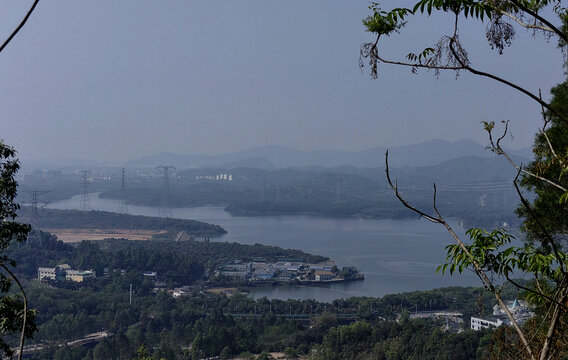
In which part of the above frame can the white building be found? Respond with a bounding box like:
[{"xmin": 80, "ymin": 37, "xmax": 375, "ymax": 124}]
[
  {"xmin": 471, "ymin": 299, "xmax": 534, "ymax": 331},
  {"xmin": 471, "ymin": 317, "xmax": 503, "ymax": 331},
  {"xmin": 38, "ymin": 267, "xmax": 58, "ymax": 280},
  {"xmin": 38, "ymin": 264, "xmax": 95, "ymax": 282}
]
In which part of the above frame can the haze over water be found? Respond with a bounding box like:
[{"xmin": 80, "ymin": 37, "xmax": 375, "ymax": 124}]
[{"xmin": 48, "ymin": 194, "xmax": 485, "ymax": 302}]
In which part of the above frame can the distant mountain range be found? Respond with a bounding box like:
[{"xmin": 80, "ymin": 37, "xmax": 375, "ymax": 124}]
[{"xmin": 124, "ymin": 139, "xmax": 533, "ymax": 169}]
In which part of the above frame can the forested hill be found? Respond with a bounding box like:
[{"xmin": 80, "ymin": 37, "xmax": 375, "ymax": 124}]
[
  {"xmin": 18, "ymin": 207, "xmax": 227, "ymax": 236},
  {"xmin": 98, "ymin": 155, "xmax": 525, "ymax": 227},
  {"xmin": 124, "ymin": 139, "xmax": 532, "ymax": 169}
]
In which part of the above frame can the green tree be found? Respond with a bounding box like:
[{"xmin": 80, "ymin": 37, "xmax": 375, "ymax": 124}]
[
  {"xmin": 134, "ymin": 344, "xmax": 152, "ymax": 360},
  {"xmin": 53, "ymin": 345, "xmax": 86, "ymax": 360},
  {"xmin": 0, "ymin": 142, "xmax": 37, "ymax": 357},
  {"xmin": 256, "ymin": 351, "xmax": 273, "ymax": 360},
  {"xmin": 220, "ymin": 345, "xmax": 232, "ymax": 359},
  {"xmin": 92, "ymin": 338, "xmax": 114, "ymax": 360},
  {"xmin": 518, "ymin": 80, "xmax": 568, "ymax": 241},
  {"xmin": 362, "ymin": 1, "xmax": 568, "ymax": 360}
]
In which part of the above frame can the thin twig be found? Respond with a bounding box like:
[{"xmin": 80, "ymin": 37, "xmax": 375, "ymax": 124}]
[
  {"xmin": 539, "ymin": 292, "xmax": 566, "ymax": 360},
  {"xmin": 496, "ymin": 120, "xmax": 509, "ymax": 149},
  {"xmin": 375, "ymin": 54, "xmax": 463, "ymax": 71},
  {"xmin": 537, "ymin": 89, "xmax": 562, "ymax": 167},
  {"xmin": 385, "ymin": 151, "xmax": 441, "ymax": 223},
  {"xmin": 499, "ymin": 10, "xmax": 555, "ymax": 33},
  {"xmin": 487, "ymin": 124, "xmax": 567, "ymax": 192}
]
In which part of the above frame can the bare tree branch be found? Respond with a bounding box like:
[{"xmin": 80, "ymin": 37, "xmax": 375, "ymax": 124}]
[
  {"xmin": 486, "ymin": 123, "xmax": 567, "ymax": 192},
  {"xmin": 506, "ymin": 275, "xmax": 567, "ymax": 310},
  {"xmin": 0, "ymin": 0, "xmax": 41, "ymax": 55},
  {"xmin": 385, "ymin": 151, "xmax": 536, "ymax": 360},
  {"xmin": 509, "ymin": 0, "xmax": 568, "ymax": 43},
  {"xmin": 537, "ymin": 89, "xmax": 564, "ymax": 170},
  {"xmin": 517, "ymin": 301, "xmax": 556, "ymax": 359},
  {"xmin": 499, "ymin": 10, "xmax": 555, "ymax": 33},
  {"xmin": 385, "ymin": 151, "xmax": 442, "ymax": 224}
]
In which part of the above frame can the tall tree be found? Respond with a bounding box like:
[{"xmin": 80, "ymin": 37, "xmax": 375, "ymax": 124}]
[
  {"xmin": 361, "ymin": 1, "xmax": 568, "ymax": 359},
  {"xmin": 518, "ymin": 80, "xmax": 568, "ymax": 243}
]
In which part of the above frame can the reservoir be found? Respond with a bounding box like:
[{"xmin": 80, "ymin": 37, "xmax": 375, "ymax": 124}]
[{"xmin": 49, "ymin": 194, "xmax": 485, "ymax": 302}]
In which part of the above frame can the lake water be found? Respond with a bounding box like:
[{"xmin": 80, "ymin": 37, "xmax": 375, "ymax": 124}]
[{"xmin": 49, "ymin": 194, "xmax": 484, "ymax": 302}]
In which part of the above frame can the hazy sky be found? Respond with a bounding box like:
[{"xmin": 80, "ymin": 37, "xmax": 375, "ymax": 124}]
[{"xmin": 0, "ymin": 1, "xmax": 565, "ymax": 164}]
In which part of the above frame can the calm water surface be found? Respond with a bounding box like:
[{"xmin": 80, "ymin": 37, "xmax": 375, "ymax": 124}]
[{"xmin": 49, "ymin": 194, "xmax": 481, "ymax": 302}]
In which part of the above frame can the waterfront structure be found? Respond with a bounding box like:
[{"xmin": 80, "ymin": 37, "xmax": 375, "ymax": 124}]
[
  {"xmin": 314, "ymin": 271, "xmax": 334, "ymax": 281},
  {"xmin": 217, "ymin": 259, "xmax": 361, "ymax": 285}
]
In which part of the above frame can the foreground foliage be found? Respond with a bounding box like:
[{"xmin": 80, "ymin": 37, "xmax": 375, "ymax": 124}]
[
  {"xmin": 24, "ymin": 280, "xmax": 496, "ymax": 360},
  {"xmin": 0, "ymin": 142, "xmax": 36, "ymax": 357}
]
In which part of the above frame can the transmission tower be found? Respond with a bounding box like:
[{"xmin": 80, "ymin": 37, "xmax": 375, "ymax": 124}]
[
  {"xmin": 80, "ymin": 170, "xmax": 91, "ymax": 210},
  {"xmin": 260, "ymin": 174, "xmax": 266, "ymax": 202},
  {"xmin": 117, "ymin": 167, "xmax": 129, "ymax": 214},
  {"xmin": 334, "ymin": 175, "xmax": 344, "ymax": 204},
  {"xmin": 23, "ymin": 190, "xmax": 50, "ymax": 247},
  {"xmin": 156, "ymin": 165, "xmax": 175, "ymax": 218}
]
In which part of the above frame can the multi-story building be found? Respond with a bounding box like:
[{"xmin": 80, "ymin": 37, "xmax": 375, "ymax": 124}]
[{"xmin": 38, "ymin": 264, "xmax": 96, "ymax": 283}]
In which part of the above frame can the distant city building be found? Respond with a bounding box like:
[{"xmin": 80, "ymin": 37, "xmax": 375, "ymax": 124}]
[
  {"xmin": 195, "ymin": 173, "xmax": 233, "ymax": 181},
  {"xmin": 276, "ymin": 271, "xmax": 295, "ymax": 283},
  {"xmin": 38, "ymin": 266, "xmax": 66, "ymax": 281},
  {"xmin": 409, "ymin": 311, "xmax": 464, "ymax": 333}
]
